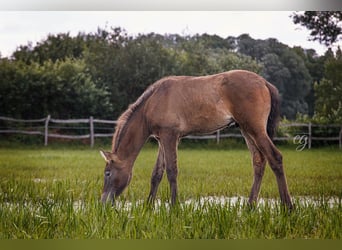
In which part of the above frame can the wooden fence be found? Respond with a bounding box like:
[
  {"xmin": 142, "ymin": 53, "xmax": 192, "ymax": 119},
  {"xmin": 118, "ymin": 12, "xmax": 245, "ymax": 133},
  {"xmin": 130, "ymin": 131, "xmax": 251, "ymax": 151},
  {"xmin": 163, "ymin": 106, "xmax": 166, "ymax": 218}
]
[
  {"xmin": 0, "ymin": 115, "xmax": 116, "ymax": 147},
  {"xmin": 0, "ymin": 115, "xmax": 341, "ymax": 149}
]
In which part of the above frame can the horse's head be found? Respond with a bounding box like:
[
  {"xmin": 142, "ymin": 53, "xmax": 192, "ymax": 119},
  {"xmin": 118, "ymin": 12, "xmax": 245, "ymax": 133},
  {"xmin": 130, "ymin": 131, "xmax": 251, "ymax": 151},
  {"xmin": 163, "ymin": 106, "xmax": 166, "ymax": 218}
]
[{"xmin": 99, "ymin": 150, "xmax": 132, "ymax": 204}]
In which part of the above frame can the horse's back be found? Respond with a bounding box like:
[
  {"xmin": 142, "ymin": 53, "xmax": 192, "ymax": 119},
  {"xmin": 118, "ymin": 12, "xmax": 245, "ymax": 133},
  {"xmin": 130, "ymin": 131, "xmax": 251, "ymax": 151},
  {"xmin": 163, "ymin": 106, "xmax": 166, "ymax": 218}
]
[
  {"xmin": 144, "ymin": 70, "xmax": 272, "ymax": 136},
  {"xmin": 152, "ymin": 70, "xmax": 269, "ymax": 95}
]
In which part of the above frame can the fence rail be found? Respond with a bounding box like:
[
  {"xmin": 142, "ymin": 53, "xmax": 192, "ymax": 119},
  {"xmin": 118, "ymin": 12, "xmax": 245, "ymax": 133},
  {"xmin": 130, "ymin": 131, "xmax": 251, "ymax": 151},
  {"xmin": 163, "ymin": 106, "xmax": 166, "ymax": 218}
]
[{"xmin": 0, "ymin": 115, "xmax": 341, "ymax": 149}]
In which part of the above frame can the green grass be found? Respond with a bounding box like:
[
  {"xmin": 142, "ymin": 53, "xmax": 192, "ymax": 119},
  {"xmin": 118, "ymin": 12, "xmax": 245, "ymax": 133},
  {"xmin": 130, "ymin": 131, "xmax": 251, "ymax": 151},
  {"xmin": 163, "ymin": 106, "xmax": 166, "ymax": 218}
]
[{"xmin": 0, "ymin": 142, "xmax": 341, "ymax": 239}]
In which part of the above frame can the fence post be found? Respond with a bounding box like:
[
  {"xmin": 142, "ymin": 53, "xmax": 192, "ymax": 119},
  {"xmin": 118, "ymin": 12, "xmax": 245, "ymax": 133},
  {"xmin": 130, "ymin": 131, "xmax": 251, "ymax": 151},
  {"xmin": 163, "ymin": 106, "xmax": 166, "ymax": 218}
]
[
  {"xmin": 308, "ymin": 122, "xmax": 312, "ymax": 149},
  {"xmin": 90, "ymin": 116, "xmax": 94, "ymax": 148},
  {"xmin": 44, "ymin": 115, "xmax": 50, "ymax": 146},
  {"xmin": 216, "ymin": 130, "xmax": 220, "ymax": 144},
  {"xmin": 339, "ymin": 126, "xmax": 342, "ymax": 149}
]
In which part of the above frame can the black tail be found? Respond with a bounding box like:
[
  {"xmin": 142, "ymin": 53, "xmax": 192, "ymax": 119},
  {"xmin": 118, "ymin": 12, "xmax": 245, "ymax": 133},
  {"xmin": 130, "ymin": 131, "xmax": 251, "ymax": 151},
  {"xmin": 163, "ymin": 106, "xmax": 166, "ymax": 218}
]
[{"xmin": 265, "ymin": 82, "xmax": 280, "ymax": 140}]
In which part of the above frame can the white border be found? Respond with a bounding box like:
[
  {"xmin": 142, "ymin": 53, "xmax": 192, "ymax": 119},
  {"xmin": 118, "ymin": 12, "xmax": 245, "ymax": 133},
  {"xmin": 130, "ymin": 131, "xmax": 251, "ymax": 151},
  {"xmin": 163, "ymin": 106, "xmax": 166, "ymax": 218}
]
[{"xmin": 0, "ymin": 0, "xmax": 340, "ymax": 11}]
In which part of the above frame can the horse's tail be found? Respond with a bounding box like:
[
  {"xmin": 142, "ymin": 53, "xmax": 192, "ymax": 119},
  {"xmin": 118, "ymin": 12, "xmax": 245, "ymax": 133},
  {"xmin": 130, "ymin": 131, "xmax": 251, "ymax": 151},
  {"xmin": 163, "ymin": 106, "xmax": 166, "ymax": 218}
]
[{"xmin": 265, "ymin": 82, "xmax": 281, "ymax": 140}]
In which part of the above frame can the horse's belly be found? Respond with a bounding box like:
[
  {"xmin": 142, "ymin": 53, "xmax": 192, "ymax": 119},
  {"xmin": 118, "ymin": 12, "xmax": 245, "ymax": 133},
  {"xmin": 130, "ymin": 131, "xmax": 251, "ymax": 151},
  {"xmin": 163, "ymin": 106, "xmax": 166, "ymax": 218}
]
[{"xmin": 181, "ymin": 114, "xmax": 234, "ymax": 136}]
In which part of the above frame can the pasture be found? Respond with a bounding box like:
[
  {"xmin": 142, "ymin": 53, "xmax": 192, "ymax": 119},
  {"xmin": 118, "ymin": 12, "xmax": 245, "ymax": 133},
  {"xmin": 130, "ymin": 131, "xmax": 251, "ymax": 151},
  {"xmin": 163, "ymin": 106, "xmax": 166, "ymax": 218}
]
[{"xmin": 0, "ymin": 143, "xmax": 341, "ymax": 239}]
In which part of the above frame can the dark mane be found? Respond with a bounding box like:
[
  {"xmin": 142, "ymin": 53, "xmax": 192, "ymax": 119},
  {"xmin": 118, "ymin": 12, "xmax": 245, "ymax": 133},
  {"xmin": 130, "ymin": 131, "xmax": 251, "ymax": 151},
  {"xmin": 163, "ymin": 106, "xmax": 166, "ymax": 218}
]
[{"xmin": 112, "ymin": 79, "xmax": 165, "ymax": 153}]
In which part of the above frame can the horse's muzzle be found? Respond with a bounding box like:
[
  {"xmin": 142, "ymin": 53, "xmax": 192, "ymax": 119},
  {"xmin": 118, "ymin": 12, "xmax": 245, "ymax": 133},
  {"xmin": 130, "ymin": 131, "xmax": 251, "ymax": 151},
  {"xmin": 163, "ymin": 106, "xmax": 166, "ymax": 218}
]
[{"xmin": 101, "ymin": 192, "xmax": 115, "ymax": 204}]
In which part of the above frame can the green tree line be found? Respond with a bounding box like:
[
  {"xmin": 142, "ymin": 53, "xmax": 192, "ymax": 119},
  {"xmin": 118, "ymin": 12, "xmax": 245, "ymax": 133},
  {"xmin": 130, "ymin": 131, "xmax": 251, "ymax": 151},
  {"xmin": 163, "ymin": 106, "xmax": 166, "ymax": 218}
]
[{"xmin": 0, "ymin": 27, "xmax": 341, "ymax": 123}]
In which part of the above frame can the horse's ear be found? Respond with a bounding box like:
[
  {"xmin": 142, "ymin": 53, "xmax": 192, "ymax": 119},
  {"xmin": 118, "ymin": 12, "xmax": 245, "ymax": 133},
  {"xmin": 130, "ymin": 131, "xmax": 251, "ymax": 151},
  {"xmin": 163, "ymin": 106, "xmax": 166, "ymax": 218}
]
[
  {"xmin": 99, "ymin": 150, "xmax": 121, "ymax": 164},
  {"xmin": 100, "ymin": 150, "xmax": 110, "ymax": 163}
]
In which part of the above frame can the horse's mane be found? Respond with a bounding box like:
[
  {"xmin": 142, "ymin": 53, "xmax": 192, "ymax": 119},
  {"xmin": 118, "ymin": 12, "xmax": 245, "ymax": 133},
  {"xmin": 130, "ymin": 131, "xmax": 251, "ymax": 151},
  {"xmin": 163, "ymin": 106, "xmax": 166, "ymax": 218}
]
[{"xmin": 112, "ymin": 79, "xmax": 165, "ymax": 153}]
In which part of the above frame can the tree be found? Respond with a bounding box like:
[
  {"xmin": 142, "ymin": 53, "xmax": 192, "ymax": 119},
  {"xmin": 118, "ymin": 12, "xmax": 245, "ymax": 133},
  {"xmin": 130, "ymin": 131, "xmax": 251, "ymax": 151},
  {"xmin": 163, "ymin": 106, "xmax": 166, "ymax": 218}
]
[
  {"xmin": 292, "ymin": 11, "xmax": 342, "ymax": 46},
  {"xmin": 215, "ymin": 51, "xmax": 262, "ymax": 74},
  {"xmin": 314, "ymin": 47, "xmax": 342, "ymax": 123},
  {"xmin": 192, "ymin": 33, "xmax": 233, "ymax": 50},
  {"xmin": 0, "ymin": 27, "xmax": 322, "ymax": 121},
  {"xmin": 0, "ymin": 58, "xmax": 113, "ymax": 119},
  {"xmin": 13, "ymin": 33, "xmax": 87, "ymax": 64}
]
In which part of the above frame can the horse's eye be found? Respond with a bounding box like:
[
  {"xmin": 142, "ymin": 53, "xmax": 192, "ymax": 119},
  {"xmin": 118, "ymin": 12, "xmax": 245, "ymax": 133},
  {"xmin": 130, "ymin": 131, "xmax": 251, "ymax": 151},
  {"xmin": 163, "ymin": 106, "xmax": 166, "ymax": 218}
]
[{"xmin": 104, "ymin": 171, "xmax": 111, "ymax": 177}]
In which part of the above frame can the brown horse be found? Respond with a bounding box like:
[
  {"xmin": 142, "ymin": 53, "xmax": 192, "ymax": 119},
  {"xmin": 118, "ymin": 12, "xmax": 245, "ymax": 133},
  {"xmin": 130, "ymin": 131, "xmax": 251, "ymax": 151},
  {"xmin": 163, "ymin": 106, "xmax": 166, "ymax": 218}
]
[{"xmin": 100, "ymin": 70, "xmax": 293, "ymax": 209}]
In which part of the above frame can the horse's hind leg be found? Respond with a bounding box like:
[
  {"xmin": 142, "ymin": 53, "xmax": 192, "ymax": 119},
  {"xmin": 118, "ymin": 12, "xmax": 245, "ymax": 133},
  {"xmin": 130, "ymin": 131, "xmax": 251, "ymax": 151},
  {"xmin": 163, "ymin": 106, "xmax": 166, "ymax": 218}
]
[
  {"xmin": 147, "ymin": 144, "xmax": 165, "ymax": 203},
  {"xmin": 254, "ymin": 133, "xmax": 293, "ymax": 209},
  {"xmin": 242, "ymin": 132, "xmax": 267, "ymax": 205}
]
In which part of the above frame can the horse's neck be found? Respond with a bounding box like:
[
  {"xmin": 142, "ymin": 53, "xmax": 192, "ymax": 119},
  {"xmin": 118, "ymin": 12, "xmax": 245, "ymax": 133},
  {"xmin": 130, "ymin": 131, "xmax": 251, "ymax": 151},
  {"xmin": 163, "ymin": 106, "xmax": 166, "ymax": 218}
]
[{"xmin": 113, "ymin": 111, "xmax": 149, "ymax": 163}]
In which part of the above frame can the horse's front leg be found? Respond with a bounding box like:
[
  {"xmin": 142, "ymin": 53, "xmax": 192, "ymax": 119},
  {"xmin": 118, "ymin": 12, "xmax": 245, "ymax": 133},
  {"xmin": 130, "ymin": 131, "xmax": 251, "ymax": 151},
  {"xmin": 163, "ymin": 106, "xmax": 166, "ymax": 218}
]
[
  {"xmin": 147, "ymin": 145, "xmax": 165, "ymax": 203},
  {"xmin": 160, "ymin": 132, "xmax": 179, "ymax": 205}
]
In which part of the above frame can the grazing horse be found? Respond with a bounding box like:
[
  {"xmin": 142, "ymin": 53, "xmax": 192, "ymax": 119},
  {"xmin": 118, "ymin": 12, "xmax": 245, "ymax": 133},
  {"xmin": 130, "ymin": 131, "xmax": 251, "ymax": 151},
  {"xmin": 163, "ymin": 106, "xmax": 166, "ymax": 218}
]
[{"xmin": 100, "ymin": 70, "xmax": 293, "ymax": 209}]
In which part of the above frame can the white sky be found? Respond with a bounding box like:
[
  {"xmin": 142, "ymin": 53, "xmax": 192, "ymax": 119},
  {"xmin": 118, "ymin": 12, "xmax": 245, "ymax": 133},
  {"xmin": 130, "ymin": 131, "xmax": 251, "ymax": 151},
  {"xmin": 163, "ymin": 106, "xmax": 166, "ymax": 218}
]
[{"xmin": 0, "ymin": 11, "xmax": 338, "ymax": 58}]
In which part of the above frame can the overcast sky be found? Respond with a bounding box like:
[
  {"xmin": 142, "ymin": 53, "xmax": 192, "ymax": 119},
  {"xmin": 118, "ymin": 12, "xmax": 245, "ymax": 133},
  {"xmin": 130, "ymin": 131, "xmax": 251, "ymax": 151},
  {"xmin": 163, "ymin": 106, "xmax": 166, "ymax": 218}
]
[{"xmin": 0, "ymin": 11, "xmax": 338, "ymax": 58}]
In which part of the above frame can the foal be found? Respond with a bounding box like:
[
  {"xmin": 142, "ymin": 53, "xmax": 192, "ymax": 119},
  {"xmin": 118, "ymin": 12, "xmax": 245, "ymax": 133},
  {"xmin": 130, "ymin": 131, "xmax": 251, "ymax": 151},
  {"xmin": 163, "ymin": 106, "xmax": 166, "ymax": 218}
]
[{"xmin": 100, "ymin": 70, "xmax": 293, "ymax": 209}]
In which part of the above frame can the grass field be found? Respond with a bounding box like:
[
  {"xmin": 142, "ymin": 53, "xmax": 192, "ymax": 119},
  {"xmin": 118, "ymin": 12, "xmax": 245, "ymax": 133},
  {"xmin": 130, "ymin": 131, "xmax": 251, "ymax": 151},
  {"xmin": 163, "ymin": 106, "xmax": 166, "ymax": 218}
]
[{"xmin": 0, "ymin": 142, "xmax": 341, "ymax": 239}]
